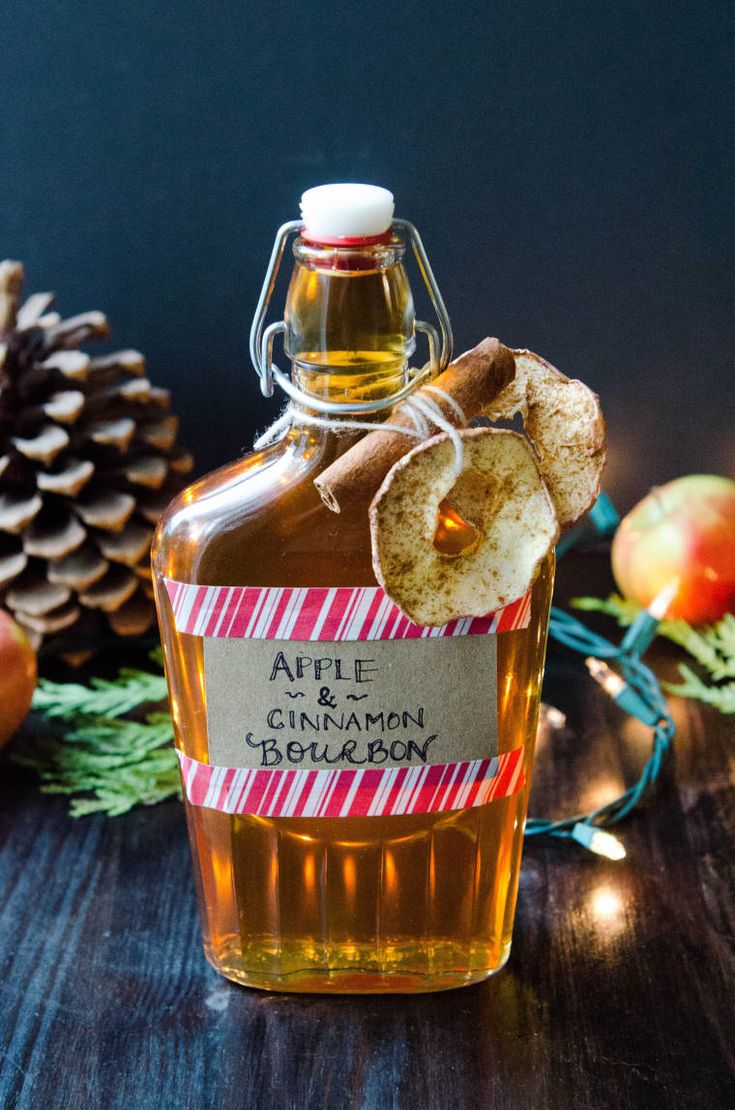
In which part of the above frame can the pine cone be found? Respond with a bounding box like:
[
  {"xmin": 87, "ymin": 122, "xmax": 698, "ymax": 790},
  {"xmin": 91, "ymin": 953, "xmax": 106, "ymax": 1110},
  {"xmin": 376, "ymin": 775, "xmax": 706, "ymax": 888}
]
[{"xmin": 0, "ymin": 260, "xmax": 193, "ymax": 652}]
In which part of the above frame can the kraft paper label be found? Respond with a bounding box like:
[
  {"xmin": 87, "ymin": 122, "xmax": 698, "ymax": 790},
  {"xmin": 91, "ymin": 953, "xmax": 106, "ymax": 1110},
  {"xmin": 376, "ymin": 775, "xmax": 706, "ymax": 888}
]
[{"xmin": 203, "ymin": 635, "xmax": 498, "ymax": 772}]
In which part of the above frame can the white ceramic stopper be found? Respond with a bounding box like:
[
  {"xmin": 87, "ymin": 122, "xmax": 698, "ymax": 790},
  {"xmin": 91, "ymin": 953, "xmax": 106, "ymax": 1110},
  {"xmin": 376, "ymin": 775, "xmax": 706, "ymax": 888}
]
[{"xmin": 300, "ymin": 183, "xmax": 395, "ymax": 240}]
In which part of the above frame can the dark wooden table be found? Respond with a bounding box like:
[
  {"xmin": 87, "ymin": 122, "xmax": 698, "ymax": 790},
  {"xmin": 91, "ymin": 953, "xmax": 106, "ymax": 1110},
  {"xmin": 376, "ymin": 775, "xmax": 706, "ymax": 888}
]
[{"xmin": 1, "ymin": 556, "xmax": 734, "ymax": 1109}]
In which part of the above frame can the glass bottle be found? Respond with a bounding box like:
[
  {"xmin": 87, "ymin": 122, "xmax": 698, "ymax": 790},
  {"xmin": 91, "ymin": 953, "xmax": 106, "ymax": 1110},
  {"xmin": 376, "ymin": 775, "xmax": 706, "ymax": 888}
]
[{"xmin": 152, "ymin": 184, "xmax": 554, "ymax": 993}]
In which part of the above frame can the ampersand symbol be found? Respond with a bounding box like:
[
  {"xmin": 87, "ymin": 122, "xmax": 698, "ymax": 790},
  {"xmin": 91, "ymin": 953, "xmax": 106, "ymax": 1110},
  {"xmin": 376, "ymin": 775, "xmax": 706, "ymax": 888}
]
[{"xmin": 318, "ymin": 686, "xmax": 337, "ymax": 708}]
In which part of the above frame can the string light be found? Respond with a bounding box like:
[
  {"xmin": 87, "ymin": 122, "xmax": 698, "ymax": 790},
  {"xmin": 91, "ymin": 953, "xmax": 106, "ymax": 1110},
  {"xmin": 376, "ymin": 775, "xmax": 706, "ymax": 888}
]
[
  {"xmin": 570, "ymin": 823, "xmax": 627, "ymax": 860},
  {"xmin": 619, "ymin": 579, "xmax": 679, "ymax": 656},
  {"xmin": 526, "ymin": 494, "xmax": 676, "ymax": 859},
  {"xmin": 585, "ymin": 655, "xmax": 626, "ymax": 696},
  {"xmin": 540, "ymin": 702, "xmax": 567, "ymax": 731},
  {"xmin": 585, "ymin": 657, "xmax": 663, "ymax": 727}
]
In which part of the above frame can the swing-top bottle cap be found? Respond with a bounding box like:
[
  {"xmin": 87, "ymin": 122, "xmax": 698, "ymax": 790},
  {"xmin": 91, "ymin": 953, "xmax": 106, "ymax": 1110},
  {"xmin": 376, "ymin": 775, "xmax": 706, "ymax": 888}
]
[{"xmin": 300, "ymin": 183, "xmax": 394, "ymax": 245}]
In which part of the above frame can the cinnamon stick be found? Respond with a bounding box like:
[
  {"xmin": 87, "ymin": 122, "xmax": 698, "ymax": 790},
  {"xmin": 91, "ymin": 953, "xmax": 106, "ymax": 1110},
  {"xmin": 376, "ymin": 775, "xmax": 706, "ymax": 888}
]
[{"xmin": 314, "ymin": 337, "xmax": 516, "ymax": 512}]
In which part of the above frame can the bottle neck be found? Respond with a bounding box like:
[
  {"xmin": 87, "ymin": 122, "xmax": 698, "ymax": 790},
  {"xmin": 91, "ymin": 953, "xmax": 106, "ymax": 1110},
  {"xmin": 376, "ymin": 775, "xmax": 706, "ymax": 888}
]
[
  {"xmin": 285, "ymin": 235, "xmax": 415, "ymax": 408},
  {"xmin": 292, "ymin": 357, "xmax": 410, "ymax": 407}
]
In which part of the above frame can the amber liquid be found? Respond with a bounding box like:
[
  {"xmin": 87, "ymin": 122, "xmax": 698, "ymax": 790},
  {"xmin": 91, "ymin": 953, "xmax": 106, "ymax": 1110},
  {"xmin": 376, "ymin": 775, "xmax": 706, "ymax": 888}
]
[
  {"xmin": 152, "ymin": 251, "xmax": 555, "ymax": 993},
  {"xmin": 284, "ymin": 240, "xmax": 416, "ymax": 405}
]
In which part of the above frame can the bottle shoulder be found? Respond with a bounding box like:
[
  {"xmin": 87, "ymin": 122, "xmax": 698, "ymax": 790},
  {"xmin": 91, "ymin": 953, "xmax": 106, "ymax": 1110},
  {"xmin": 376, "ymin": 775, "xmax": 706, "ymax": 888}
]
[
  {"xmin": 158, "ymin": 435, "xmax": 315, "ymax": 529},
  {"xmin": 152, "ymin": 429, "xmax": 375, "ymax": 587}
]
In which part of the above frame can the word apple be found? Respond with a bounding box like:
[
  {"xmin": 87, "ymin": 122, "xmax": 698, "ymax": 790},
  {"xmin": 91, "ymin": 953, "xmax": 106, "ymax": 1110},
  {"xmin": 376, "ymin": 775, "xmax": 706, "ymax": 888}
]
[
  {"xmin": 612, "ymin": 474, "xmax": 735, "ymax": 625},
  {"xmin": 0, "ymin": 610, "xmax": 37, "ymax": 748}
]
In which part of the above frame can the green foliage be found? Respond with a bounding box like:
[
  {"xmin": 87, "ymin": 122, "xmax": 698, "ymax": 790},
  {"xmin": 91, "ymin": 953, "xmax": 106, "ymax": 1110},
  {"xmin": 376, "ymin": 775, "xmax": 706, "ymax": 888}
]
[
  {"xmin": 573, "ymin": 594, "xmax": 735, "ymax": 713},
  {"xmin": 12, "ymin": 655, "xmax": 179, "ymax": 817},
  {"xmin": 663, "ymin": 666, "xmax": 735, "ymax": 714},
  {"xmin": 32, "ymin": 669, "xmax": 169, "ymax": 720}
]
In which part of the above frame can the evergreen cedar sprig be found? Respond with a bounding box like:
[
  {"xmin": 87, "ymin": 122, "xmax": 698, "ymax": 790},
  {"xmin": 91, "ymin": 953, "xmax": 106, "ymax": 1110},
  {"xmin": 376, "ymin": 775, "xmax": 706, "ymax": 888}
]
[
  {"xmin": 11, "ymin": 652, "xmax": 179, "ymax": 817},
  {"xmin": 573, "ymin": 595, "xmax": 735, "ymax": 714},
  {"xmin": 32, "ymin": 669, "xmax": 168, "ymax": 720},
  {"xmin": 665, "ymin": 666, "xmax": 735, "ymax": 714}
]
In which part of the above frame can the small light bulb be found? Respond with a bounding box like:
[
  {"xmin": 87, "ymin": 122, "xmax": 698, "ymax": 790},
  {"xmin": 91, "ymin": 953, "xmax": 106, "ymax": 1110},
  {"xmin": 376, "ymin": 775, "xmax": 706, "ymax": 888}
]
[
  {"xmin": 620, "ymin": 579, "xmax": 680, "ymax": 656},
  {"xmin": 647, "ymin": 579, "xmax": 679, "ymax": 621},
  {"xmin": 589, "ymin": 829, "xmax": 627, "ymax": 860},
  {"xmin": 571, "ymin": 822, "xmax": 627, "ymax": 860},
  {"xmin": 540, "ymin": 702, "xmax": 567, "ymax": 730},
  {"xmin": 585, "ymin": 656, "xmax": 626, "ymax": 697},
  {"xmin": 586, "ymin": 656, "xmax": 662, "ymax": 726}
]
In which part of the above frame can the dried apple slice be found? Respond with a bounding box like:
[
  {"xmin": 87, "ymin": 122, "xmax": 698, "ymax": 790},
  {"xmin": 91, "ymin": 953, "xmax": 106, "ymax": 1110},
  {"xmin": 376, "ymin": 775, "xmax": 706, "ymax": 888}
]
[
  {"xmin": 484, "ymin": 349, "xmax": 606, "ymax": 528},
  {"xmin": 370, "ymin": 428, "xmax": 559, "ymax": 625}
]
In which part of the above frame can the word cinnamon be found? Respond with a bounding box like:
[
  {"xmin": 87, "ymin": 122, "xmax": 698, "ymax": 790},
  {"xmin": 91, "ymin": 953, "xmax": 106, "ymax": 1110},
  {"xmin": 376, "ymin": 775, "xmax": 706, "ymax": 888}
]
[{"xmin": 314, "ymin": 337, "xmax": 516, "ymax": 512}]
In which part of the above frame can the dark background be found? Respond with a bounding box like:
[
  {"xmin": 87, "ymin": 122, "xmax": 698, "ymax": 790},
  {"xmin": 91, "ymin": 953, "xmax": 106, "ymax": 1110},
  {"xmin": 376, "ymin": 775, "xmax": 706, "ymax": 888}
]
[{"xmin": 1, "ymin": 0, "xmax": 732, "ymax": 510}]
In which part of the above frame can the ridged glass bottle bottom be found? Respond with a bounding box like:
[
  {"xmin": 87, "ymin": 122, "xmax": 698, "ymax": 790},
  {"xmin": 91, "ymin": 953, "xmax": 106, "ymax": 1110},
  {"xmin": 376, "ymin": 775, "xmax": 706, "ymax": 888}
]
[
  {"xmin": 185, "ymin": 781, "xmax": 530, "ymax": 994},
  {"xmin": 203, "ymin": 934, "xmax": 513, "ymax": 994}
]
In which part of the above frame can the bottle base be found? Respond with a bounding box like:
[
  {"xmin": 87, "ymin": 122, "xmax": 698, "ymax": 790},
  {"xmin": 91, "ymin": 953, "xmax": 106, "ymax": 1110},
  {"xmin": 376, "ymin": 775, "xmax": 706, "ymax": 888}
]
[{"xmin": 202, "ymin": 936, "xmax": 512, "ymax": 994}]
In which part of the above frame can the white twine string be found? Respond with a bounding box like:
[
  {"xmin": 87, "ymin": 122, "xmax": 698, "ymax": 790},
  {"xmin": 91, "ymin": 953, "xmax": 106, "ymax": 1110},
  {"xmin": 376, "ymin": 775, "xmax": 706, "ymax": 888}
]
[{"xmin": 254, "ymin": 384, "xmax": 468, "ymax": 476}]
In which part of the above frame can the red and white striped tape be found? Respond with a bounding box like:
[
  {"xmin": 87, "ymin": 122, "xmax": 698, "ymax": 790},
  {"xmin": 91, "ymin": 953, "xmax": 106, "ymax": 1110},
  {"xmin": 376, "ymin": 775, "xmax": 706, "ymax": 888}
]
[
  {"xmin": 164, "ymin": 579, "xmax": 531, "ymax": 640},
  {"xmin": 177, "ymin": 747, "xmax": 525, "ymax": 819}
]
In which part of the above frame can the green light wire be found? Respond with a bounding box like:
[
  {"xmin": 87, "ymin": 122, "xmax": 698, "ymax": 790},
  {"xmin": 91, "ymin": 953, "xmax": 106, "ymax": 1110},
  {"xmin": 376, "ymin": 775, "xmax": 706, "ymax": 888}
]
[{"xmin": 525, "ymin": 498, "xmax": 675, "ymax": 852}]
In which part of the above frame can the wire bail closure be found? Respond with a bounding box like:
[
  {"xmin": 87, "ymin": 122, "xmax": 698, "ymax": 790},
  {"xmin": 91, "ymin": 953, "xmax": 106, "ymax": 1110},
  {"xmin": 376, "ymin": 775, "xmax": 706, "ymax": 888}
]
[{"xmin": 249, "ymin": 219, "xmax": 454, "ymax": 415}]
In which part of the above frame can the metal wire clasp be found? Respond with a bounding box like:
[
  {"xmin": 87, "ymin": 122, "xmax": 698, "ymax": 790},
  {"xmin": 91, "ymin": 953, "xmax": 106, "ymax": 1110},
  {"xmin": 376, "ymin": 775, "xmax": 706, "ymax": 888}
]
[{"xmin": 248, "ymin": 218, "xmax": 454, "ymax": 415}]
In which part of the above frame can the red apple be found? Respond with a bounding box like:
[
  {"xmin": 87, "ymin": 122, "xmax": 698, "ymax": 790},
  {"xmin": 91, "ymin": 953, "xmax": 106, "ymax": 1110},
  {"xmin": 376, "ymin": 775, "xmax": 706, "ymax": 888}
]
[
  {"xmin": 0, "ymin": 610, "xmax": 37, "ymax": 748},
  {"xmin": 612, "ymin": 474, "xmax": 735, "ymax": 625}
]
